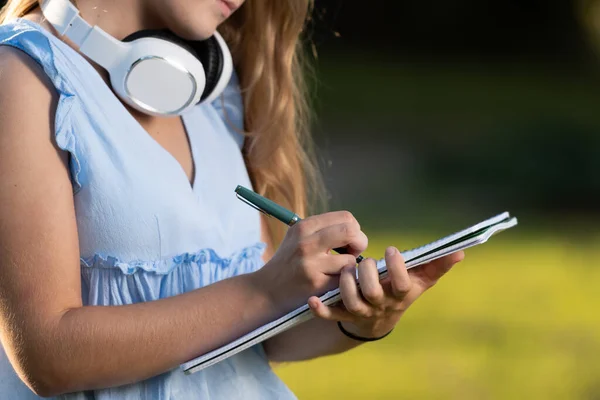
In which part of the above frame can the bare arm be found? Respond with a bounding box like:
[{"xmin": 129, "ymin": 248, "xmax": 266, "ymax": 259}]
[
  {"xmin": 0, "ymin": 47, "xmax": 373, "ymax": 400},
  {"xmin": 0, "ymin": 46, "xmax": 368, "ymax": 396},
  {"xmin": 0, "ymin": 47, "xmax": 287, "ymax": 396},
  {"xmin": 264, "ymin": 318, "xmax": 363, "ymax": 362},
  {"xmin": 0, "ymin": 43, "xmax": 373, "ymax": 396}
]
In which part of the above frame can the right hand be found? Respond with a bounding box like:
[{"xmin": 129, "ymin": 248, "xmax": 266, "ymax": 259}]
[{"xmin": 256, "ymin": 211, "xmax": 368, "ymax": 312}]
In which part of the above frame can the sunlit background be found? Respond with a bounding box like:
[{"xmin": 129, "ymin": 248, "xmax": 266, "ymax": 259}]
[
  {"xmin": 274, "ymin": 1, "xmax": 600, "ymax": 399},
  {"xmin": 2, "ymin": 0, "xmax": 598, "ymax": 398}
]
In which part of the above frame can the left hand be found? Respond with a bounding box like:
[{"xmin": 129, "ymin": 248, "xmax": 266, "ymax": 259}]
[{"xmin": 307, "ymin": 246, "xmax": 465, "ymax": 339}]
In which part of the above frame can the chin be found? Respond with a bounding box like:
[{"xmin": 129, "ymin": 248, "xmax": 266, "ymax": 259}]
[
  {"xmin": 167, "ymin": 14, "xmax": 223, "ymax": 41},
  {"xmin": 172, "ymin": 26, "xmax": 217, "ymax": 41}
]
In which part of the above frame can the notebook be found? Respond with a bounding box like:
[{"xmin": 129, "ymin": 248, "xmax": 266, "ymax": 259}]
[{"xmin": 181, "ymin": 211, "xmax": 518, "ymax": 374}]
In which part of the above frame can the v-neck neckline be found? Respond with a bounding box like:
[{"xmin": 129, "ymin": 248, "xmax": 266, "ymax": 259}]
[
  {"xmin": 19, "ymin": 18, "xmax": 201, "ymax": 194},
  {"xmin": 108, "ymin": 95, "xmax": 201, "ymax": 194},
  {"xmin": 138, "ymin": 113, "xmax": 200, "ymax": 192}
]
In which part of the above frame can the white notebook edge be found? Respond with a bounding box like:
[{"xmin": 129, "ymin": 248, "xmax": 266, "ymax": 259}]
[{"xmin": 181, "ymin": 213, "xmax": 518, "ymax": 374}]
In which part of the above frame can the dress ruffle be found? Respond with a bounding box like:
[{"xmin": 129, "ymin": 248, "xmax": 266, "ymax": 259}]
[
  {"xmin": 81, "ymin": 242, "xmax": 266, "ymax": 275},
  {"xmin": 79, "ymin": 243, "xmax": 267, "ymax": 305}
]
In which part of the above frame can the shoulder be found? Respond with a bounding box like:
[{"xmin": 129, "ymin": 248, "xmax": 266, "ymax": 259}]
[
  {"xmin": 0, "ymin": 44, "xmax": 59, "ymax": 152},
  {"xmin": 0, "ymin": 18, "xmax": 78, "ymax": 101},
  {"xmin": 0, "ymin": 44, "xmax": 57, "ymax": 113},
  {"xmin": 0, "ymin": 45, "xmax": 68, "ymax": 185}
]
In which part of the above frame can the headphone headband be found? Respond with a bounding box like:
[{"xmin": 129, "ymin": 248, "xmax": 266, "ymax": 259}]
[
  {"xmin": 41, "ymin": 0, "xmax": 87, "ymax": 43},
  {"xmin": 42, "ymin": 0, "xmax": 127, "ymax": 70},
  {"xmin": 40, "ymin": 0, "xmax": 233, "ymax": 117}
]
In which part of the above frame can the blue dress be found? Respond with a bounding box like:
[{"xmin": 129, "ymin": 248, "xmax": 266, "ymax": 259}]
[{"xmin": 0, "ymin": 18, "xmax": 296, "ymax": 400}]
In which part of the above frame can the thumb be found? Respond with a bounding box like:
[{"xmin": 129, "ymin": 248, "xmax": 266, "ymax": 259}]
[{"xmin": 409, "ymin": 251, "xmax": 465, "ymax": 290}]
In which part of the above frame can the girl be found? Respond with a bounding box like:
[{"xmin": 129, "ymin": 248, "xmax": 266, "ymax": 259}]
[{"xmin": 0, "ymin": 0, "xmax": 464, "ymax": 398}]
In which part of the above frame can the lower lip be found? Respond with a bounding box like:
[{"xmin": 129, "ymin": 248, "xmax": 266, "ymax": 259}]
[{"xmin": 218, "ymin": 0, "xmax": 233, "ymax": 18}]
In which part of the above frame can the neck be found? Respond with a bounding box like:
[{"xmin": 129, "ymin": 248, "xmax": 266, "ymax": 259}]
[
  {"xmin": 28, "ymin": 0, "xmax": 166, "ymax": 40},
  {"xmin": 26, "ymin": 0, "xmax": 174, "ymax": 124},
  {"xmin": 73, "ymin": 0, "xmax": 165, "ymax": 40}
]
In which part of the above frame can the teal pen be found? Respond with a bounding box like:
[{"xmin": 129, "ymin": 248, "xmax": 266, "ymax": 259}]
[{"xmin": 235, "ymin": 185, "xmax": 364, "ymax": 264}]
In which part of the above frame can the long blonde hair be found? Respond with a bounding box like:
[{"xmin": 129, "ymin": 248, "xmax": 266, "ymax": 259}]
[
  {"xmin": 580, "ymin": 0, "xmax": 600, "ymax": 54},
  {"xmin": 0, "ymin": 0, "xmax": 323, "ymax": 247}
]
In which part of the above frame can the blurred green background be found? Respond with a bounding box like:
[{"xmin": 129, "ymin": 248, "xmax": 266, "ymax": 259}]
[
  {"xmin": 2, "ymin": 0, "xmax": 597, "ymax": 398},
  {"xmin": 274, "ymin": 1, "xmax": 600, "ymax": 399}
]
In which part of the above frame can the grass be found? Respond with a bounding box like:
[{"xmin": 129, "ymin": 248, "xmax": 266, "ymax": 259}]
[{"xmin": 273, "ymin": 231, "xmax": 600, "ymax": 399}]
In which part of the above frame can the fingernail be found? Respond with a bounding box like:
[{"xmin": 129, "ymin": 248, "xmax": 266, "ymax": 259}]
[{"xmin": 386, "ymin": 247, "xmax": 396, "ymax": 257}]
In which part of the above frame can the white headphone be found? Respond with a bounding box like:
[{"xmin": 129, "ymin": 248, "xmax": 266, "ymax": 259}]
[{"xmin": 40, "ymin": 0, "xmax": 234, "ymax": 117}]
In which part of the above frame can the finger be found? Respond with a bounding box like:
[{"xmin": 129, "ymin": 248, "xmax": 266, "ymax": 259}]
[
  {"xmin": 314, "ymin": 222, "xmax": 368, "ymax": 256},
  {"xmin": 308, "ymin": 296, "xmax": 354, "ymax": 322},
  {"xmin": 409, "ymin": 251, "xmax": 465, "ymax": 290},
  {"xmin": 357, "ymin": 258, "xmax": 385, "ymax": 306},
  {"xmin": 385, "ymin": 246, "xmax": 413, "ymax": 300},
  {"xmin": 300, "ymin": 210, "xmax": 361, "ymax": 234},
  {"xmin": 340, "ymin": 265, "xmax": 373, "ymax": 318},
  {"xmin": 320, "ymin": 254, "xmax": 359, "ymax": 275}
]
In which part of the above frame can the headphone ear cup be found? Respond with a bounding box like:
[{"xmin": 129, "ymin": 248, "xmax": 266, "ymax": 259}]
[
  {"xmin": 122, "ymin": 29, "xmax": 224, "ymax": 103},
  {"xmin": 185, "ymin": 36, "xmax": 224, "ymax": 101}
]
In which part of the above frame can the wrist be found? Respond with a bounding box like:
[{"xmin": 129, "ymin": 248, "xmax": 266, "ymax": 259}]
[
  {"xmin": 339, "ymin": 320, "xmax": 395, "ymax": 340},
  {"xmin": 246, "ymin": 266, "xmax": 288, "ymax": 315}
]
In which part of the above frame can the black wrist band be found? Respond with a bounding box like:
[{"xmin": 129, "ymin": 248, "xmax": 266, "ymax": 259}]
[{"xmin": 337, "ymin": 321, "xmax": 393, "ymax": 342}]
